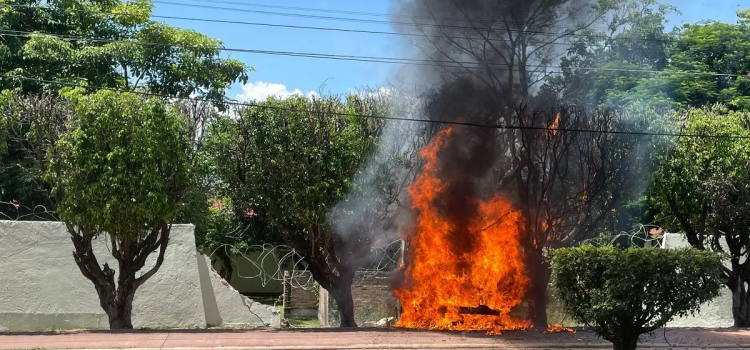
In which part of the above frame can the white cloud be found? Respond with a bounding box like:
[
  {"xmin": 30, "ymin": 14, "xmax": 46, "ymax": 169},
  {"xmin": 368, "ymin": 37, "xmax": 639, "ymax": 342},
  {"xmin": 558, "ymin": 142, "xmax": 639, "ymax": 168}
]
[{"xmin": 236, "ymin": 81, "xmax": 317, "ymax": 102}]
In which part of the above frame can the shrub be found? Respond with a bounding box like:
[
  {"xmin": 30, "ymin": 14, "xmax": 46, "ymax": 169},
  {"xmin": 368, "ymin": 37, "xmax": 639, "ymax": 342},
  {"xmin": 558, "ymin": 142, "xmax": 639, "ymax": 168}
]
[{"xmin": 551, "ymin": 245, "xmax": 723, "ymax": 350}]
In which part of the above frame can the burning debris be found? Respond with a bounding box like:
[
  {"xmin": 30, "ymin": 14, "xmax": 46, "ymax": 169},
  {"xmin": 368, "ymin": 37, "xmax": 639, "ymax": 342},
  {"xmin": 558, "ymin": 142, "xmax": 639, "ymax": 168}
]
[
  {"xmin": 393, "ymin": 127, "xmax": 529, "ymax": 334},
  {"xmin": 546, "ymin": 324, "xmax": 576, "ymax": 333},
  {"xmin": 388, "ymin": 0, "xmax": 610, "ymax": 334},
  {"xmin": 458, "ymin": 305, "xmax": 501, "ymax": 316}
]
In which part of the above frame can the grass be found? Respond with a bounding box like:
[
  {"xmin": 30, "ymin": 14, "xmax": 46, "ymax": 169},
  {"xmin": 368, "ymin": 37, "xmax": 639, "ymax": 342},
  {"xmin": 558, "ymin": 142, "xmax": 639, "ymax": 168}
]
[{"xmin": 286, "ymin": 317, "xmax": 318, "ymax": 328}]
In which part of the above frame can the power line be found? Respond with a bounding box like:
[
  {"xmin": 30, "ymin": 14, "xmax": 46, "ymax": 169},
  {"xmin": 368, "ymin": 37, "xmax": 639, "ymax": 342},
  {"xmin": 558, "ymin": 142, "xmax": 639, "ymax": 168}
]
[
  {"xmin": 3, "ymin": 74, "xmax": 748, "ymax": 140},
  {"xmin": 3, "ymin": 1, "xmax": 578, "ymax": 38},
  {"xmin": 151, "ymin": 14, "xmax": 666, "ymax": 46},
  {"xmin": 0, "ymin": 29, "xmax": 535, "ymax": 70},
  {"xmin": 168, "ymin": 0, "xmax": 405, "ymax": 19},
  {"xmin": 0, "ymin": 3, "xmax": 672, "ymax": 46},
  {"xmin": 154, "ymin": 1, "xmax": 675, "ymax": 45},
  {"xmin": 0, "ymin": 28, "xmax": 741, "ymax": 78},
  {"xmin": 0, "ymin": 2, "xmax": 584, "ymax": 47},
  {"xmin": 152, "ymin": 0, "xmax": 603, "ymax": 38},
  {"xmin": 171, "ymin": 0, "xmax": 614, "ymax": 32}
]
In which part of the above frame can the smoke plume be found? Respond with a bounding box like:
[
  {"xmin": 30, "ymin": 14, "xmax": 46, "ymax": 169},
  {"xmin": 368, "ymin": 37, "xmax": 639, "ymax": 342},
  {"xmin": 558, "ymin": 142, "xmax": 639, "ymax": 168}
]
[
  {"xmin": 387, "ymin": 0, "xmax": 602, "ymax": 246},
  {"xmin": 391, "ymin": 0, "xmax": 598, "ymax": 106}
]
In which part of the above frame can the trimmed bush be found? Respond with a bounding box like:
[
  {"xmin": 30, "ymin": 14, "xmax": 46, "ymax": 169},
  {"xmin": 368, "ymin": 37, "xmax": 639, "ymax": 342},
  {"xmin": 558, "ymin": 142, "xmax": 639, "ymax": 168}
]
[{"xmin": 551, "ymin": 245, "xmax": 723, "ymax": 350}]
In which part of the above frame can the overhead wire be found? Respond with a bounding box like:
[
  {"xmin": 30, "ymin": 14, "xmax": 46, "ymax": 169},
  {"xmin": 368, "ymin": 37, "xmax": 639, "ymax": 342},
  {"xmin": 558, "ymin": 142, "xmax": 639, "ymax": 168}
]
[
  {"xmin": 0, "ymin": 29, "xmax": 742, "ymax": 78},
  {"xmin": 0, "ymin": 29, "xmax": 534, "ymax": 70},
  {"xmin": 0, "ymin": 3, "xmax": 566, "ymax": 44},
  {"xmin": 0, "ymin": 0, "xmax": 652, "ymax": 40},
  {"xmin": 0, "ymin": 2, "xmax": 590, "ymax": 40},
  {"xmin": 0, "ymin": 2, "xmax": 674, "ymax": 47},
  {"xmin": 3, "ymin": 74, "xmax": 749, "ymax": 140},
  {"xmin": 169, "ymin": 0, "xmax": 615, "ymax": 31},
  {"xmin": 149, "ymin": 14, "xmax": 669, "ymax": 46},
  {"xmin": 152, "ymin": 0, "xmax": 631, "ymax": 38}
]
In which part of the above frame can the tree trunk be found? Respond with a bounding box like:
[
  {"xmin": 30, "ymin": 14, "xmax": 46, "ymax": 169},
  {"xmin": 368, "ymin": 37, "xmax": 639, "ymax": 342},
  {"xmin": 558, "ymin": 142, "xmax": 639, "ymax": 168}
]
[
  {"xmin": 68, "ymin": 223, "xmax": 171, "ymax": 330},
  {"xmin": 330, "ymin": 280, "xmax": 357, "ymax": 328},
  {"xmin": 730, "ymin": 274, "xmax": 750, "ymax": 327},
  {"xmin": 612, "ymin": 335, "xmax": 638, "ymax": 350},
  {"xmin": 525, "ymin": 251, "xmax": 549, "ymax": 329},
  {"xmin": 104, "ymin": 288, "xmax": 136, "ymax": 330}
]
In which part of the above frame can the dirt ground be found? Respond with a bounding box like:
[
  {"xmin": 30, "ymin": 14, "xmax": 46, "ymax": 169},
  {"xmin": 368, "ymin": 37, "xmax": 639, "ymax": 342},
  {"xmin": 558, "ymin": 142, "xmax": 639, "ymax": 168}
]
[{"xmin": 1, "ymin": 327, "xmax": 749, "ymax": 350}]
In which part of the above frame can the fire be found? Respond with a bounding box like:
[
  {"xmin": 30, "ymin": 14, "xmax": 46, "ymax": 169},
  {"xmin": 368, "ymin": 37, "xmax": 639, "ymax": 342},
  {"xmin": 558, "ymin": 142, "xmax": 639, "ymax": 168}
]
[
  {"xmin": 549, "ymin": 112, "xmax": 560, "ymax": 137},
  {"xmin": 546, "ymin": 324, "xmax": 575, "ymax": 333},
  {"xmin": 395, "ymin": 127, "xmax": 530, "ymax": 334}
]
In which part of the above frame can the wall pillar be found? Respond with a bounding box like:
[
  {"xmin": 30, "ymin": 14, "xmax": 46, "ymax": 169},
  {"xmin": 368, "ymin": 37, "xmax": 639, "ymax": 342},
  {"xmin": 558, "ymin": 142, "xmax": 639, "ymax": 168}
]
[{"xmin": 317, "ymin": 286, "xmax": 329, "ymax": 326}]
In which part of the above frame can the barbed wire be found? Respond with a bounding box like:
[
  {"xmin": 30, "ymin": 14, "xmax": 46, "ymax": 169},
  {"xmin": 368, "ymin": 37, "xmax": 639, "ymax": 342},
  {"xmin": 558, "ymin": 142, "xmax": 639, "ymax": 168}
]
[
  {"xmin": 209, "ymin": 242, "xmax": 314, "ymax": 289},
  {"xmin": 207, "ymin": 235, "xmax": 405, "ymax": 291},
  {"xmin": 355, "ymin": 239, "xmax": 403, "ymax": 285},
  {"xmin": 579, "ymin": 223, "xmax": 670, "ymax": 248},
  {"xmin": 0, "ymin": 201, "xmax": 58, "ymax": 221}
]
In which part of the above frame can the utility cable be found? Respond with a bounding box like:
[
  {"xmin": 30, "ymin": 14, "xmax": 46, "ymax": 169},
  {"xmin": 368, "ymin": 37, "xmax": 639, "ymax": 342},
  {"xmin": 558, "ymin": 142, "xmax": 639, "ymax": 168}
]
[
  {"xmin": 3, "ymin": 74, "xmax": 749, "ymax": 139},
  {"xmin": 152, "ymin": 0, "xmax": 633, "ymax": 38},
  {"xmin": 170, "ymin": 0, "xmax": 616, "ymax": 32},
  {"xmin": 0, "ymin": 29, "xmax": 742, "ymax": 78},
  {"xmin": 0, "ymin": 3, "xmax": 675, "ymax": 45}
]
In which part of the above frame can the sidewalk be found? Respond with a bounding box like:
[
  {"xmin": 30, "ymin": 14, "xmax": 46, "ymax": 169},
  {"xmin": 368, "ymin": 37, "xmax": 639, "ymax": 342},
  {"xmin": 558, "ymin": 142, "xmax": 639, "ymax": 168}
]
[{"xmin": 1, "ymin": 328, "xmax": 750, "ymax": 349}]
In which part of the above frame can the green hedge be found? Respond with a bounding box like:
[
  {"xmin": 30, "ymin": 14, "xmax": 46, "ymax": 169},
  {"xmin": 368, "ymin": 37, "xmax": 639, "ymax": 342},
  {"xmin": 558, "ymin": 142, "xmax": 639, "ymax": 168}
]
[{"xmin": 551, "ymin": 245, "xmax": 723, "ymax": 350}]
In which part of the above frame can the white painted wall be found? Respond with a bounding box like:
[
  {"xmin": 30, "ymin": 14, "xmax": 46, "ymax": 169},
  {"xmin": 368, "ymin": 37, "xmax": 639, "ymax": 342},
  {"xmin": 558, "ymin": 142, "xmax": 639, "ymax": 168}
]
[
  {"xmin": 199, "ymin": 255, "xmax": 280, "ymax": 327},
  {"xmin": 0, "ymin": 221, "xmax": 279, "ymax": 331},
  {"xmin": 661, "ymin": 233, "xmax": 734, "ymax": 327}
]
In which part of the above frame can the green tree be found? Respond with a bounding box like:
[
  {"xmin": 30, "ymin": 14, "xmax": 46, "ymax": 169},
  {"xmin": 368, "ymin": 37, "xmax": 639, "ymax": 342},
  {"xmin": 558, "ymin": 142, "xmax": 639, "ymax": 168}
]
[
  {"xmin": 0, "ymin": 90, "xmax": 74, "ymax": 217},
  {"xmin": 207, "ymin": 94, "xmax": 384, "ymax": 327},
  {"xmin": 552, "ymin": 245, "xmax": 723, "ymax": 350},
  {"xmin": 47, "ymin": 89, "xmax": 192, "ymax": 329},
  {"xmin": 0, "ymin": 0, "xmax": 247, "ymax": 99},
  {"xmin": 663, "ymin": 11, "xmax": 750, "ymax": 110},
  {"xmin": 0, "ymin": 0, "xmax": 248, "ymax": 216},
  {"xmin": 170, "ymin": 99, "xmax": 281, "ymax": 282},
  {"xmin": 538, "ymin": 0, "xmax": 676, "ymax": 109},
  {"xmin": 651, "ymin": 105, "xmax": 750, "ymax": 326}
]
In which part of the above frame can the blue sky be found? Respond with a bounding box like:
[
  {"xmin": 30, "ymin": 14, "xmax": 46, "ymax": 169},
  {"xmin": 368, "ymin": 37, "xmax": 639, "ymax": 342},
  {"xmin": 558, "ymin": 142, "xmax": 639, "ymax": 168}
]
[{"xmin": 150, "ymin": 1, "xmax": 746, "ymax": 101}]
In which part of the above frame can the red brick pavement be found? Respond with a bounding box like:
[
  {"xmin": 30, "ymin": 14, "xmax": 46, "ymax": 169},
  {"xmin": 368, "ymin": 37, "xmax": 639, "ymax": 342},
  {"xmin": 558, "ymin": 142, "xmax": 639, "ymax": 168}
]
[{"xmin": 1, "ymin": 328, "xmax": 749, "ymax": 349}]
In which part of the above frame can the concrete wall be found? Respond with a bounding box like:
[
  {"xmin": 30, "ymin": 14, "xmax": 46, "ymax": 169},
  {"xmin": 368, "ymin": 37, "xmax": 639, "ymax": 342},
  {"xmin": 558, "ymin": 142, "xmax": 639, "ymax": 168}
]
[
  {"xmin": 326, "ymin": 271, "xmax": 400, "ymax": 326},
  {"xmin": 661, "ymin": 233, "xmax": 733, "ymax": 327},
  {"xmin": 282, "ymin": 270, "xmax": 399, "ymax": 326},
  {"xmin": 0, "ymin": 221, "xmax": 279, "ymax": 331},
  {"xmin": 282, "ymin": 271, "xmax": 318, "ymax": 318},
  {"xmin": 199, "ymin": 255, "xmax": 280, "ymax": 327}
]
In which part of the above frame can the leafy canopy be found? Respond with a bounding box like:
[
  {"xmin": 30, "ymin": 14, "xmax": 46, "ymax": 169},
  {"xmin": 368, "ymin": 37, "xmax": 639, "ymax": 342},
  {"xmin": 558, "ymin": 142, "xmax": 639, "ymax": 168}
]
[
  {"xmin": 552, "ymin": 245, "xmax": 723, "ymax": 350},
  {"xmin": 539, "ymin": 0, "xmax": 676, "ymax": 108},
  {"xmin": 651, "ymin": 105, "xmax": 750, "ymax": 254},
  {"xmin": 49, "ymin": 88, "xmax": 191, "ymax": 238},
  {"xmin": 0, "ymin": 0, "xmax": 249, "ymax": 103},
  {"xmin": 207, "ymin": 95, "xmax": 380, "ymax": 234},
  {"xmin": 0, "ymin": 0, "xmax": 249, "ymax": 217},
  {"xmin": 664, "ymin": 11, "xmax": 750, "ymax": 110}
]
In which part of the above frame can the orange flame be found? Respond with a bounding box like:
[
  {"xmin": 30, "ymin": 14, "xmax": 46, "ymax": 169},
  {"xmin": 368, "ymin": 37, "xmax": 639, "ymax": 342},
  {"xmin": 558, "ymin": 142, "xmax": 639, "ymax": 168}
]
[
  {"xmin": 395, "ymin": 127, "xmax": 530, "ymax": 334},
  {"xmin": 546, "ymin": 324, "xmax": 575, "ymax": 333},
  {"xmin": 548, "ymin": 112, "xmax": 560, "ymax": 137}
]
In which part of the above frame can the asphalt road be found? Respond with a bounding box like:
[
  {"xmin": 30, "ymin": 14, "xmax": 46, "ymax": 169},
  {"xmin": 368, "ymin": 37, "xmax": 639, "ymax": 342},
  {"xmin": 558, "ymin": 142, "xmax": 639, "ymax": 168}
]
[{"xmin": 1, "ymin": 327, "xmax": 749, "ymax": 349}]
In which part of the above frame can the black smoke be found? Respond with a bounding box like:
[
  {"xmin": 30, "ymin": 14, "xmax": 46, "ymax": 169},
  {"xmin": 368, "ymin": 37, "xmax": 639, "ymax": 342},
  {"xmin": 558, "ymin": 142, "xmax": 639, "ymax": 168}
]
[
  {"xmin": 390, "ymin": 0, "xmax": 601, "ymax": 222},
  {"xmin": 391, "ymin": 0, "xmax": 597, "ymax": 107},
  {"xmin": 390, "ymin": 0, "xmax": 602, "ymax": 307}
]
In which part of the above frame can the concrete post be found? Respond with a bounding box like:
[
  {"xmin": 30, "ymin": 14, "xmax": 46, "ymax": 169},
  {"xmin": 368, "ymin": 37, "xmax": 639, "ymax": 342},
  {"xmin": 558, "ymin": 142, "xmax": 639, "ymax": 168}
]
[
  {"xmin": 282, "ymin": 270, "xmax": 290, "ymax": 318},
  {"xmin": 317, "ymin": 286, "xmax": 329, "ymax": 326}
]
